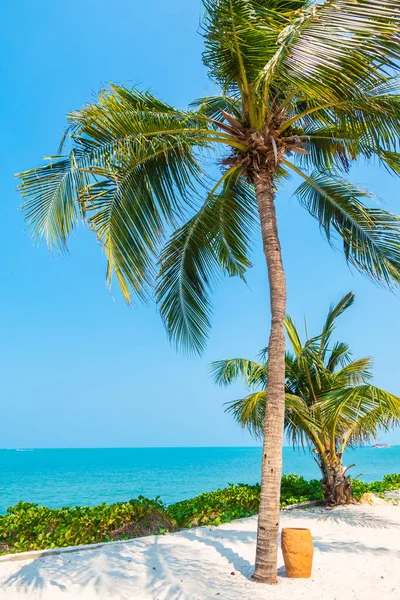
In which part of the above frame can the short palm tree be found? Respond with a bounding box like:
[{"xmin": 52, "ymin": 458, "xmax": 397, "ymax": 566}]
[
  {"xmin": 211, "ymin": 292, "xmax": 400, "ymax": 505},
  {"xmin": 17, "ymin": 0, "xmax": 400, "ymax": 583}
]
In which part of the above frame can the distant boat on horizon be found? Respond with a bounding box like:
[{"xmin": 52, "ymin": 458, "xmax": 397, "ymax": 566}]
[{"xmin": 372, "ymin": 443, "xmax": 391, "ymax": 449}]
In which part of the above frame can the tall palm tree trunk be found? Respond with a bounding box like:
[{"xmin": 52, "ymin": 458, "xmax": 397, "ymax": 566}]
[{"xmin": 253, "ymin": 169, "xmax": 287, "ymax": 584}]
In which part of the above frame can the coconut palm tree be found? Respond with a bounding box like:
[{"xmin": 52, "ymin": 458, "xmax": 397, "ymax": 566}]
[
  {"xmin": 16, "ymin": 0, "xmax": 400, "ymax": 583},
  {"xmin": 211, "ymin": 292, "xmax": 400, "ymax": 505}
]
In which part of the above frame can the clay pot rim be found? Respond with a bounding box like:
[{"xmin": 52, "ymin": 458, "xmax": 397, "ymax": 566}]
[{"xmin": 281, "ymin": 527, "xmax": 311, "ymax": 532}]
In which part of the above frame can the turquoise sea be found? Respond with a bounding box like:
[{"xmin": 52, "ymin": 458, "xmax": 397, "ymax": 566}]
[{"xmin": 1, "ymin": 446, "xmax": 399, "ymax": 513}]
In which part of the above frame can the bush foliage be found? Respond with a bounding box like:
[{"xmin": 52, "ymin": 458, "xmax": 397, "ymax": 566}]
[
  {"xmin": 351, "ymin": 473, "xmax": 400, "ymax": 500},
  {"xmin": 0, "ymin": 497, "xmax": 173, "ymax": 555},
  {"xmin": 1, "ymin": 473, "xmax": 399, "ymax": 554},
  {"xmin": 168, "ymin": 474, "xmax": 324, "ymax": 528}
]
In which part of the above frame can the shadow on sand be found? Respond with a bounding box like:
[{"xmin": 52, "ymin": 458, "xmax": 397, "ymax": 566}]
[
  {"xmin": 284, "ymin": 505, "xmax": 400, "ymax": 529},
  {"xmin": 2, "ymin": 506, "xmax": 399, "ymax": 598}
]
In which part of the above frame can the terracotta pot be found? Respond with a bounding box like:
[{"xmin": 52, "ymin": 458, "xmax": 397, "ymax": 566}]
[{"xmin": 281, "ymin": 528, "xmax": 313, "ymax": 578}]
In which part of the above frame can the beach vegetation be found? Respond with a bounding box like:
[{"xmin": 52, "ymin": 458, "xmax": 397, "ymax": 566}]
[
  {"xmin": 16, "ymin": 0, "xmax": 400, "ymax": 583},
  {"xmin": 212, "ymin": 293, "xmax": 400, "ymax": 505},
  {"xmin": 1, "ymin": 473, "xmax": 400, "ymax": 554},
  {"xmin": 0, "ymin": 496, "xmax": 173, "ymax": 555},
  {"xmin": 168, "ymin": 475, "xmax": 323, "ymax": 527}
]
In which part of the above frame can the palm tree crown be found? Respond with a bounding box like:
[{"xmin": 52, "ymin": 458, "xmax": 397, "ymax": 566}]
[
  {"xmin": 17, "ymin": 0, "xmax": 400, "ymax": 353},
  {"xmin": 211, "ymin": 292, "xmax": 400, "ymax": 502}
]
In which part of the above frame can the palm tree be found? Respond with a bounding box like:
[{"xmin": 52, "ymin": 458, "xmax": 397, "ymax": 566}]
[
  {"xmin": 16, "ymin": 0, "xmax": 400, "ymax": 583},
  {"xmin": 211, "ymin": 292, "xmax": 400, "ymax": 505}
]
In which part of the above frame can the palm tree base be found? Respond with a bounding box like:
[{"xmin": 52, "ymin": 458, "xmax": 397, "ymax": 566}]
[
  {"xmin": 322, "ymin": 466, "xmax": 354, "ymax": 506},
  {"xmin": 252, "ymin": 572, "xmax": 278, "ymax": 585}
]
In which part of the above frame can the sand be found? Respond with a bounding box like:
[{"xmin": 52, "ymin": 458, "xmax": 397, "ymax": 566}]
[{"xmin": 0, "ymin": 503, "xmax": 399, "ymax": 599}]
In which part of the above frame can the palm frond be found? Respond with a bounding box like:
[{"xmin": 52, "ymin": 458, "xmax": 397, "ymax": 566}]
[
  {"xmin": 80, "ymin": 133, "xmax": 205, "ymax": 301},
  {"xmin": 256, "ymin": 347, "xmax": 268, "ymax": 363},
  {"xmin": 210, "ymin": 357, "xmax": 266, "ymax": 388},
  {"xmin": 202, "ymin": 0, "xmax": 304, "ymax": 116},
  {"xmin": 17, "ymin": 150, "xmax": 88, "ymax": 251},
  {"xmin": 287, "ymin": 92, "xmax": 400, "ymax": 174},
  {"xmin": 225, "ymin": 391, "xmax": 266, "ymax": 439},
  {"xmin": 319, "ymin": 385, "xmax": 400, "ymax": 447},
  {"xmin": 332, "ymin": 357, "xmax": 374, "ymax": 387},
  {"xmin": 288, "ymin": 166, "xmax": 400, "ymax": 287},
  {"xmin": 156, "ymin": 170, "xmax": 257, "ymax": 354},
  {"xmin": 71, "ymin": 84, "xmax": 213, "ymax": 144},
  {"xmin": 261, "ymin": 0, "xmax": 400, "ymax": 104},
  {"xmin": 190, "ymin": 95, "xmax": 244, "ymax": 122},
  {"xmin": 347, "ymin": 387, "xmax": 400, "ymax": 445},
  {"xmin": 326, "ymin": 341, "xmax": 352, "ymax": 372},
  {"xmin": 284, "ymin": 393, "xmax": 323, "ymax": 449},
  {"xmin": 18, "ymin": 86, "xmax": 222, "ymax": 302},
  {"xmin": 320, "ymin": 292, "xmax": 355, "ymax": 354},
  {"xmin": 283, "ymin": 314, "xmax": 303, "ymax": 355}
]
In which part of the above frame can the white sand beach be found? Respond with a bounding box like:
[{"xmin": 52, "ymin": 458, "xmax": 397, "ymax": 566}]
[{"xmin": 0, "ymin": 503, "xmax": 399, "ymax": 600}]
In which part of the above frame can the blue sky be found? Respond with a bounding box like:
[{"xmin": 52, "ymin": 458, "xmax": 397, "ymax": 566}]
[{"xmin": 1, "ymin": 0, "xmax": 400, "ymax": 448}]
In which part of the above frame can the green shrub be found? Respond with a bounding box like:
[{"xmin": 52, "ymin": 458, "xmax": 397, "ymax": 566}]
[
  {"xmin": 1, "ymin": 473, "xmax": 398, "ymax": 555},
  {"xmin": 280, "ymin": 474, "xmax": 323, "ymax": 507},
  {"xmin": 351, "ymin": 473, "xmax": 400, "ymax": 500},
  {"xmin": 0, "ymin": 497, "xmax": 174, "ymax": 554},
  {"xmin": 167, "ymin": 474, "xmax": 323, "ymax": 528},
  {"xmin": 167, "ymin": 483, "xmax": 260, "ymax": 527}
]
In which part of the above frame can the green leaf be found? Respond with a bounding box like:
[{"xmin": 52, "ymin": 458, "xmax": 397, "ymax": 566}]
[
  {"xmin": 291, "ymin": 167, "xmax": 400, "ymax": 287},
  {"xmin": 156, "ymin": 170, "xmax": 257, "ymax": 354},
  {"xmin": 210, "ymin": 357, "xmax": 266, "ymax": 388},
  {"xmin": 17, "ymin": 149, "xmax": 88, "ymax": 251},
  {"xmin": 262, "ymin": 0, "xmax": 400, "ymax": 105}
]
